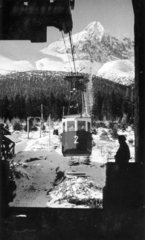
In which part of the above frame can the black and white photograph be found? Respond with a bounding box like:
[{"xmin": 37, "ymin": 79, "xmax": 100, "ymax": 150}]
[{"xmin": 0, "ymin": 0, "xmax": 145, "ymax": 239}]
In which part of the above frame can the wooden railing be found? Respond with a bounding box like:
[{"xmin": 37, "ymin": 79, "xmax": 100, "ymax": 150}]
[{"xmin": 0, "ymin": 123, "xmax": 15, "ymax": 161}]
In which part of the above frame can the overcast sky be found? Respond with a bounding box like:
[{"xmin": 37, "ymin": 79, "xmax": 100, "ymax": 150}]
[{"xmin": 47, "ymin": 0, "xmax": 134, "ymax": 44}]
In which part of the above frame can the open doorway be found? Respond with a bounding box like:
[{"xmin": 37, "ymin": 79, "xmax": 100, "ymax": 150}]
[{"xmin": 0, "ymin": 0, "xmax": 135, "ymax": 209}]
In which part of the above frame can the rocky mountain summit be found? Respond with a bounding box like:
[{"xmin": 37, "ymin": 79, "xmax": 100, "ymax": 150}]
[{"xmin": 42, "ymin": 21, "xmax": 134, "ymax": 63}]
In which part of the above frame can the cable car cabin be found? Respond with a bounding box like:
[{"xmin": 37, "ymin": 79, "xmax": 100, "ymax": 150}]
[{"xmin": 61, "ymin": 115, "xmax": 92, "ymax": 156}]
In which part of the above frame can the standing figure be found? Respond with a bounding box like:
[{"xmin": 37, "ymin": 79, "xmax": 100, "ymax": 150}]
[{"xmin": 115, "ymin": 135, "xmax": 130, "ymax": 164}]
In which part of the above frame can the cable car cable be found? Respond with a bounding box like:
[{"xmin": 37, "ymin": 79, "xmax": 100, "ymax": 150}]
[
  {"xmin": 77, "ymin": 91, "xmax": 80, "ymax": 114},
  {"xmin": 61, "ymin": 30, "xmax": 74, "ymax": 115},
  {"xmin": 68, "ymin": 90, "xmax": 72, "ymax": 115},
  {"xmin": 62, "ymin": 30, "xmax": 88, "ymax": 116},
  {"xmin": 61, "ymin": 31, "xmax": 73, "ymax": 73},
  {"xmin": 69, "ymin": 31, "xmax": 89, "ymax": 116},
  {"xmin": 69, "ymin": 31, "xmax": 77, "ymax": 75}
]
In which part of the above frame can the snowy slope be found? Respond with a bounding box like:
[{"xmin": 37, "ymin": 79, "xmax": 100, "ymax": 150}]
[
  {"xmin": 36, "ymin": 58, "xmax": 103, "ymax": 74},
  {"xmin": 0, "ymin": 55, "xmax": 34, "ymax": 75},
  {"xmin": 97, "ymin": 59, "xmax": 134, "ymax": 85},
  {"xmin": 9, "ymin": 123, "xmax": 134, "ymax": 208},
  {"xmin": 0, "ymin": 40, "xmax": 47, "ymax": 64},
  {"xmin": 36, "ymin": 58, "xmax": 64, "ymax": 71}
]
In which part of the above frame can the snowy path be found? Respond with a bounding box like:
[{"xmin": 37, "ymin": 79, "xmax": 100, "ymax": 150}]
[{"xmin": 15, "ymin": 139, "xmax": 28, "ymax": 154}]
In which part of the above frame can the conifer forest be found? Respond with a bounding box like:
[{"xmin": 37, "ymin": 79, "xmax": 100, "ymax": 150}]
[{"xmin": 0, "ymin": 71, "xmax": 134, "ymax": 123}]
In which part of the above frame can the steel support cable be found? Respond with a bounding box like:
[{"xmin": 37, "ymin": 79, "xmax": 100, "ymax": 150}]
[
  {"xmin": 61, "ymin": 31, "xmax": 73, "ymax": 73},
  {"xmin": 83, "ymin": 91, "xmax": 90, "ymax": 117},
  {"xmin": 80, "ymin": 90, "xmax": 89, "ymax": 117},
  {"xmin": 77, "ymin": 90, "xmax": 80, "ymax": 114},
  {"xmin": 81, "ymin": 91, "xmax": 85, "ymax": 115},
  {"xmin": 69, "ymin": 30, "xmax": 86, "ymax": 116},
  {"xmin": 68, "ymin": 90, "xmax": 73, "ymax": 115},
  {"xmin": 63, "ymin": 30, "xmax": 77, "ymax": 115},
  {"xmin": 61, "ymin": 31, "xmax": 73, "ymax": 115},
  {"xmin": 69, "ymin": 31, "xmax": 77, "ymax": 75}
]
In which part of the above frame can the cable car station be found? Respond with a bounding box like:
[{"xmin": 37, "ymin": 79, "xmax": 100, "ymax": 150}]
[{"xmin": 0, "ymin": 0, "xmax": 145, "ymax": 239}]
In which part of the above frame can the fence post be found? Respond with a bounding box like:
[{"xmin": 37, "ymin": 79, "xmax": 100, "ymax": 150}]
[
  {"xmin": 40, "ymin": 118, "xmax": 42, "ymax": 138},
  {"xmin": 49, "ymin": 114, "xmax": 51, "ymax": 146},
  {"xmin": 27, "ymin": 117, "xmax": 29, "ymax": 139},
  {"xmin": 41, "ymin": 104, "xmax": 43, "ymax": 130},
  {"xmin": 0, "ymin": 123, "xmax": 4, "ymax": 161},
  {"xmin": 0, "ymin": 123, "xmax": 4, "ymax": 217}
]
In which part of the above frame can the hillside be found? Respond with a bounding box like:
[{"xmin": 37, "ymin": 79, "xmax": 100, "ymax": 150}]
[
  {"xmin": 97, "ymin": 59, "xmax": 134, "ymax": 86},
  {"xmin": 0, "ymin": 70, "xmax": 134, "ymax": 122}
]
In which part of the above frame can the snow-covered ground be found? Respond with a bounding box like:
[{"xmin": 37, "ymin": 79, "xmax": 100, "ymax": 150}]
[{"xmin": 8, "ymin": 123, "xmax": 135, "ymax": 208}]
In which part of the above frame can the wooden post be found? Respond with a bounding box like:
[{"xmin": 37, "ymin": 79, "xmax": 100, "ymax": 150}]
[
  {"xmin": 0, "ymin": 123, "xmax": 3, "ymax": 161},
  {"xmin": 40, "ymin": 104, "xmax": 43, "ymax": 138},
  {"xmin": 0, "ymin": 123, "xmax": 4, "ymax": 217},
  {"xmin": 27, "ymin": 117, "xmax": 29, "ymax": 139},
  {"xmin": 40, "ymin": 119, "xmax": 41, "ymax": 138},
  {"xmin": 49, "ymin": 114, "xmax": 51, "ymax": 146},
  {"xmin": 41, "ymin": 104, "xmax": 43, "ymax": 128},
  {"xmin": 63, "ymin": 106, "xmax": 65, "ymax": 116},
  {"xmin": 132, "ymin": 0, "xmax": 145, "ymax": 163}
]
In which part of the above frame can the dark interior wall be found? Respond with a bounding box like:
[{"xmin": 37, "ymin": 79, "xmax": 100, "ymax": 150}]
[
  {"xmin": 103, "ymin": 1, "xmax": 145, "ymax": 211},
  {"xmin": 132, "ymin": 0, "xmax": 145, "ymax": 163},
  {"xmin": 0, "ymin": 0, "xmax": 73, "ymax": 42}
]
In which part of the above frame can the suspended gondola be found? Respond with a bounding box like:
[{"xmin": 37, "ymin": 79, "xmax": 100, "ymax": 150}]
[
  {"xmin": 62, "ymin": 113, "xmax": 92, "ymax": 156},
  {"xmin": 61, "ymin": 32, "xmax": 92, "ymax": 156}
]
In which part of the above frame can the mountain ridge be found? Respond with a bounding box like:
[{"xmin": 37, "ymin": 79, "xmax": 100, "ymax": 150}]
[
  {"xmin": 41, "ymin": 21, "xmax": 134, "ymax": 63},
  {"xmin": 0, "ymin": 21, "xmax": 134, "ymax": 86}
]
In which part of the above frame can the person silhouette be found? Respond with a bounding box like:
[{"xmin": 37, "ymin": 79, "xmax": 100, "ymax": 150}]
[{"xmin": 115, "ymin": 135, "xmax": 130, "ymax": 165}]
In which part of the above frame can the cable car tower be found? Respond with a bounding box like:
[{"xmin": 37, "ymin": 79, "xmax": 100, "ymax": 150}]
[{"xmin": 61, "ymin": 32, "xmax": 92, "ymax": 157}]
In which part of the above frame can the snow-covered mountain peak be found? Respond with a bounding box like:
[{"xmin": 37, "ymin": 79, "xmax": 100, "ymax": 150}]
[
  {"xmin": 41, "ymin": 21, "xmax": 105, "ymax": 57},
  {"xmin": 84, "ymin": 21, "xmax": 104, "ymax": 41},
  {"xmin": 84, "ymin": 21, "xmax": 97, "ymax": 31},
  {"xmin": 41, "ymin": 20, "xmax": 134, "ymax": 64}
]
